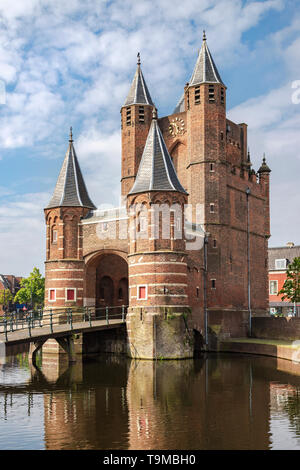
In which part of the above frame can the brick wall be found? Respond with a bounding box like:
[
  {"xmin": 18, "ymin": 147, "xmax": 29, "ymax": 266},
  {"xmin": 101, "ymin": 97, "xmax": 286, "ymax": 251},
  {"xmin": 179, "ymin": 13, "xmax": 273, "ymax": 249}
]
[{"xmin": 252, "ymin": 317, "xmax": 300, "ymax": 341}]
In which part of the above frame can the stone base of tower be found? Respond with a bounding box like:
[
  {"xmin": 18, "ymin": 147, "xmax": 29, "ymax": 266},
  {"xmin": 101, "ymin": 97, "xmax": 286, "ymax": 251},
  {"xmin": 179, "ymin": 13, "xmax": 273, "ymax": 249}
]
[{"xmin": 126, "ymin": 307, "xmax": 194, "ymax": 360}]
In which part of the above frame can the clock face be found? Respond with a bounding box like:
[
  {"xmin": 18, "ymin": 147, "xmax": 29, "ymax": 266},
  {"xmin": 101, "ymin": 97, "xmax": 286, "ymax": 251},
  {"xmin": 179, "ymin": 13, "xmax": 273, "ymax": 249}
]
[{"xmin": 169, "ymin": 117, "xmax": 185, "ymax": 136}]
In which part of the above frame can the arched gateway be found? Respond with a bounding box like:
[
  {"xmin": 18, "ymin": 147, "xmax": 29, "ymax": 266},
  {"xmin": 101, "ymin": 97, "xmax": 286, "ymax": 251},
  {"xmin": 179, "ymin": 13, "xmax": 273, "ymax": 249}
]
[{"xmin": 84, "ymin": 251, "xmax": 128, "ymax": 313}]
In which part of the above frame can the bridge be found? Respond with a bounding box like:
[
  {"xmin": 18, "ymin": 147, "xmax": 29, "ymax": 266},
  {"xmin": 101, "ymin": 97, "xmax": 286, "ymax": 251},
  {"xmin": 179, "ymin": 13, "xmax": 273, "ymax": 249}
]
[{"xmin": 0, "ymin": 307, "xmax": 127, "ymax": 365}]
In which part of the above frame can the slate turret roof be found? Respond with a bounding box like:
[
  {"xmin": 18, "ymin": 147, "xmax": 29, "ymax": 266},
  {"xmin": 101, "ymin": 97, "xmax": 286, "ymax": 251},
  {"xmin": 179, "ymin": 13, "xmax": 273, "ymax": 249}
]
[
  {"xmin": 46, "ymin": 128, "xmax": 96, "ymax": 210},
  {"xmin": 129, "ymin": 109, "xmax": 187, "ymax": 195},
  {"xmin": 173, "ymin": 31, "xmax": 224, "ymax": 114},
  {"xmin": 123, "ymin": 53, "xmax": 154, "ymax": 107},
  {"xmin": 189, "ymin": 31, "xmax": 225, "ymax": 86}
]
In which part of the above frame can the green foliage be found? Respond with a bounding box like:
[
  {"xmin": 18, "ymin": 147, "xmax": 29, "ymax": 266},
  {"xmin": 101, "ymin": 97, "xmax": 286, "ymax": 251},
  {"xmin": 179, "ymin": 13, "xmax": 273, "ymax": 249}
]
[
  {"xmin": 0, "ymin": 289, "xmax": 13, "ymax": 306},
  {"xmin": 279, "ymin": 257, "xmax": 300, "ymax": 304},
  {"xmin": 14, "ymin": 267, "xmax": 45, "ymax": 308}
]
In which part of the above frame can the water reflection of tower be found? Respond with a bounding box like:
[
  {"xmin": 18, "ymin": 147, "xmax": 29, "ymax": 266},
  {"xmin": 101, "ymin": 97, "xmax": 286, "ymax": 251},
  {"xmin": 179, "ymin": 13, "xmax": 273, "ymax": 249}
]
[
  {"xmin": 126, "ymin": 356, "xmax": 272, "ymax": 450},
  {"xmin": 43, "ymin": 356, "xmax": 130, "ymax": 450}
]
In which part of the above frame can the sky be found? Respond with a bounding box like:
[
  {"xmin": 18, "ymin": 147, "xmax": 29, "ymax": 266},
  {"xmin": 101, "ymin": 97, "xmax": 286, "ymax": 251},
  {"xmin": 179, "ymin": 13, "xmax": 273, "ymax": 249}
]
[{"xmin": 0, "ymin": 0, "xmax": 300, "ymax": 277}]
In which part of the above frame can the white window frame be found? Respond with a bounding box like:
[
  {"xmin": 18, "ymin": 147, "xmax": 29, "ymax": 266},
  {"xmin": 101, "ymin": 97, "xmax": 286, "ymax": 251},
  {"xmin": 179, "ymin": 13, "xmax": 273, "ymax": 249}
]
[
  {"xmin": 210, "ymin": 203, "xmax": 215, "ymax": 213},
  {"xmin": 209, "ymin": 163, "xmax": 215, "ymax": 172},
  {"xmin": 65, "ymin": 288, "xmax": 77, "ymax": 302},
  {"xmin": 137, "ymin": 284, "xmax": 148, "ymax": 301},
  {"xmin": 269, "ymin": 280, "xmax": 278, "ymax": 295},
  {"xmin": 275, "ymin": 259, "xmax": 287, "ymax": 270},
  {"xmin": 48, "ymin": 288, "xmax": 56, "ymax": 302}
]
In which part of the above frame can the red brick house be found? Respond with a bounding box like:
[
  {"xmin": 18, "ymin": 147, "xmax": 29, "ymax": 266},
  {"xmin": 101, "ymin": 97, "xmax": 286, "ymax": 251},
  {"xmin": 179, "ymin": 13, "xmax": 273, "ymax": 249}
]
[
  {"xmin": 268, "ymin": 243, "xmax": 300, "ymax": 317},
  {"xmin": 43, "ymin": 32, "xmax": 271, "ymax": 352}
]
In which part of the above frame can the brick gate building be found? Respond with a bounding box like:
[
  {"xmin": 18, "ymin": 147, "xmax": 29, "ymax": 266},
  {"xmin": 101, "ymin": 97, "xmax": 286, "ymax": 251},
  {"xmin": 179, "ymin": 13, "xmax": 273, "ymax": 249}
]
[{"xmin": 44, "ymin": 33, "xmax": 271, "ymax": 355}]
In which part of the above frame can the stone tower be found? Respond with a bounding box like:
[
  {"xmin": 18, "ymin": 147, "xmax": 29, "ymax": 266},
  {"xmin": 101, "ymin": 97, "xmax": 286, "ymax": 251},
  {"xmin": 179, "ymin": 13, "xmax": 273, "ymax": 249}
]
[
  {"xmin": 121, "ymin": 53, "xmax": 155, "ymax": 197},
  {"xmin": 44, "ymin": 128, "xmax": 96, "ymax": 311},
  {"xmin": 126, "ymin": 109, "xmax": 194, "ymax": 359}
]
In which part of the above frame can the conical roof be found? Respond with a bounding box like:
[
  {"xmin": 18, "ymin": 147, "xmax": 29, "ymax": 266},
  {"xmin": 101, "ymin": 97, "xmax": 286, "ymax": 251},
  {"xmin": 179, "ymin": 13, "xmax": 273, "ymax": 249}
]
[
  {"xmin": 46, "ymin": 128, "xmax": 96, "ymax": 210},
  {"xmin": 123, "ymin": 53, "xmax": 154, "ymax": 107},
  {"xmin": 129, "ymin": 110, "xmax": 187, "ymax": 195},
  {"xmin": 189, "ymin": 31, "xmax": 224, "ymax": 86}
]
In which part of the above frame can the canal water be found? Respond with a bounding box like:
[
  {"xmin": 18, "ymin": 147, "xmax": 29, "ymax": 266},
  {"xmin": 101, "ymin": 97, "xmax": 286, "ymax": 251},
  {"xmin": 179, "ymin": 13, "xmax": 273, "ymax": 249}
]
[{"xmin": 0, "ymin": 347, "xmax": 299, "ymax": 450}]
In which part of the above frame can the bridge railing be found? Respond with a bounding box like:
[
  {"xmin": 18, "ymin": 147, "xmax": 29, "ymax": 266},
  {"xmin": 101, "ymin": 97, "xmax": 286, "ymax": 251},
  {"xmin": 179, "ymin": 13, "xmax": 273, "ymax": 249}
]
[{"xmin": 0, "ymin": 305, "xmax": 128, "ymax": 341}]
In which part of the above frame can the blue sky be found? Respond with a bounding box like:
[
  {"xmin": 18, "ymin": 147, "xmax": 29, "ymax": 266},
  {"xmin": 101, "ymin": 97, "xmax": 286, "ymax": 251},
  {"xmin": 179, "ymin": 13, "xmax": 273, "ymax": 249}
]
[{"xmin": 0, "ymin": 0, "xmax": 299, "ymax": 276}]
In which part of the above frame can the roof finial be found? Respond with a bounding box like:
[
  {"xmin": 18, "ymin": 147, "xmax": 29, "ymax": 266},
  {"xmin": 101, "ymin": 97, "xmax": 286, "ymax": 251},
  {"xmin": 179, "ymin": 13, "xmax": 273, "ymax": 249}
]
[
  {"xmin": 262, "ymin": 152, "xmax": 266, "ymax": 163},
  {"xmin": 69, "ymin": 126, "xmax": 73, "ymax": 143},
  {"xmin": 137, "ymin": 52, "xmax": 141, "ymax": 66},
  {"xmin": 247, "ymin": 147, "xmax": 251, "ymax": 161},
  {"xmin": 152, "ymin": 107, "xmax": 158, "ymax": 120},
  {"xmin": 203, "ymin": 30, "xmax": 206, "ymax": 42}
]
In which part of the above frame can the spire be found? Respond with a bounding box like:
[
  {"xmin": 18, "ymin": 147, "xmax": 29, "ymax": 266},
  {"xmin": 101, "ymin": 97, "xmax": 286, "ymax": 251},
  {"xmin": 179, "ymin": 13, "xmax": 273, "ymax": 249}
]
[
  {"xmin": 189, "ymin": 31, "xmax": 225, "ymax": 87},
  {"xmin": 258, "ymin": 153, "xmax": 271, "ymax": 174},
  {"xmin": 129, "ymin": 109, "xmax": 187, "ymax": 195},
  {"xmin": 123, "ymin": 53, "xmax": 154, "ymax": 107},
  {"xmin": 46, "ymin": 129, "xmax": 96, "ymax": 210}
]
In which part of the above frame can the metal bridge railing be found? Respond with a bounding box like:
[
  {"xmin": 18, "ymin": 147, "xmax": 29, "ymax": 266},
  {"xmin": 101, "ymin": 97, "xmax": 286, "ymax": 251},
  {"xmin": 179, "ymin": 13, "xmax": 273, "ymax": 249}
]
[{"xmin": 0, "ymin": 305, "xmax": 128, "ymax": 342}]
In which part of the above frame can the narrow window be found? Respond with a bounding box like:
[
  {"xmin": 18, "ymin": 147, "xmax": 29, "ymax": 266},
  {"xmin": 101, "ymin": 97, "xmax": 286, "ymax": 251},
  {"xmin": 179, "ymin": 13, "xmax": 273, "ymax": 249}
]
[
  {"xmin": 220, "ymin": 131, "xmax": 224, "ymax": 141},
  {"xmin": 126, "ymin": 107, "xmax": 131, "ymax": 126},
  {"xmin": 66, "ymin": 288, "xmax": 75, "ymax": 301},
  {"xmin": 49, "ymin": 289, "xmax": 56, "ymax": 301},
  {"xmin": 220, "ymin": 87, "xmax": 225, "ymax": 104},
  {"xmin": 118, "ymin": 287, "xmax": 123, "ymax": 299},
  {"xmin": 211, "ymin": 279, "xmax": 216, "ymax": 289},
  {"xmin": 269, "ymin": 280, "xmax": 278, "ymax": 295},
  {"xmin": 196, "ymin": 287, "xmax": 199, "ymax": 298},
  {"xmin": 194, "ymin": 85, "xmax": 200, "ymax": 104},
  {"xmin": 210, "ymin": 163, "xmax": 214, "ymax": 172},
  {"xmin": 139, "ymin": 106, "xmax": 145, "ymax": 123},
  {"xmin": 138, "ymin": 285, "xmax": 147, "ymax": 300},
  {"xmin": 213, "ymin": 239, "xmax": 217, "ymax": 248},
  {"xmin": 210, "ymin": 203, "xmax": 215, "ymax": 213},
  {"xmin": 208, "ymin": 85, "xmax": 215, "ymax": 101},
  {"xmin": 52, "ymin": 228, "xmax": 57, "ymax": 244}
]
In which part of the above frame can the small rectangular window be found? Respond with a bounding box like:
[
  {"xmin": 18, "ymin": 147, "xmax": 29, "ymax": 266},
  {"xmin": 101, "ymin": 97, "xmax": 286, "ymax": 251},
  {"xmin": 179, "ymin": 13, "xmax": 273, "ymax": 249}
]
[
  {"xmin": 49, "ymin": 289, "xmax": 56, "ymax": 301},
  {"xmin": 139, "ymin": 106, "xmax": 145, "ymax": 123},
  {"xmin": 52, "ymin": 230, "xmax": 57, "ymax": 244},
  {"xmin": 196, "ymin": 287, "xmax": 199, "ymax": 297},
  {"xmin": 213, "ymin": 239, "xmax": 217, "ymax": 248},
  {"xmin": 208, "ymin": 85, "xmax": 215, "ymax": 101},
  {"xmin": 211, "ymin": 279, "xmax": 216, "ymax": 289},
  {"xmin": 210, "ymin": 163, "xmax": 214, "ymax": 172},
  {"xmin": 275, "ymin": 259, "xmax": 287, "ymax": 270},
  {"xmin": 138, "ymin": 285, "xmax": 147, "ymax": 300},
  {"xmin": 126, "ymin": 107, "xmax": 131, "ymax": 126},
  {"xmin": 269, "ymin": 280, "xmax": 278, "ymax": 295},
  {"xmin": 210, "ymin": 203, "xmax": 215, "ymax": 213},
  {"xmin": 194, "ymin": 86, "xmax": 200, "ymax": 104},
  {"xmin": 220, "ymin": 88, "xmax": 225, "ymax": 104},
  {"xmin": 66, "ymin": 288, "xmax": 75, "ymax": 301}
]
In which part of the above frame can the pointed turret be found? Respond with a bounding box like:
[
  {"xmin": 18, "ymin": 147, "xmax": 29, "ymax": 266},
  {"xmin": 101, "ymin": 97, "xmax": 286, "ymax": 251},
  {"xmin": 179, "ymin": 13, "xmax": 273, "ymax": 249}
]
[
  {"xmin": 123, "ymin": 53, "xmax": 154, "ymax": 107},
  {"xmin": 46, "ymin": 128, "xmax": 96, "ymax": 210},
  {"xmin": 258, "ymin": 154, "xmax": 271, "ymax": 174},
  {"xmin": 189, "ymin": 31, "xmax": 225, "ymax": 86},
  {"xmin": 129, "ymin": 109, "xmax": 187, "ymax": 195}
]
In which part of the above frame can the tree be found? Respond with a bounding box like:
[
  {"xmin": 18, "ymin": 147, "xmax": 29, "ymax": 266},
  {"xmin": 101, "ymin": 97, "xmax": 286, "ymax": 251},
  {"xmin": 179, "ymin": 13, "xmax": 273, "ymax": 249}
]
[
  {"xmin": 0, "ymin": 289, "xmax": 13, "ymax": 311},
  {"xmin": 279, "ymin": 257, "xmax": 300, "ymax": 311},
  {"xmin": 14, "ymin": 267, "xmax": 45, "ymax": 308}
]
